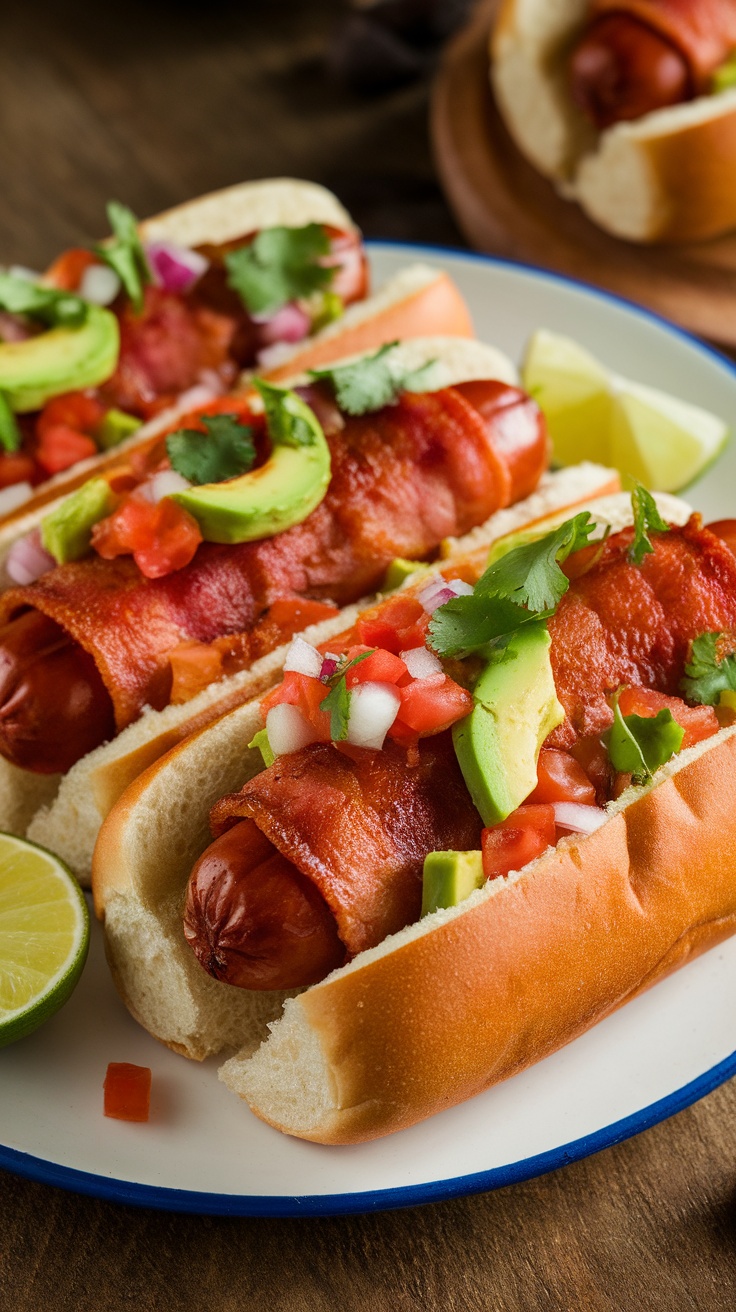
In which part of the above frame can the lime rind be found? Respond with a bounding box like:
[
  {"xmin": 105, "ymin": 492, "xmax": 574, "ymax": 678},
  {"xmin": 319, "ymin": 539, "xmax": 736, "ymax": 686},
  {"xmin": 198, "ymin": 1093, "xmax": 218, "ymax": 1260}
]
[{"xmin": 0, "ymin": 833, "xmax": 89, "ymax": 1047}]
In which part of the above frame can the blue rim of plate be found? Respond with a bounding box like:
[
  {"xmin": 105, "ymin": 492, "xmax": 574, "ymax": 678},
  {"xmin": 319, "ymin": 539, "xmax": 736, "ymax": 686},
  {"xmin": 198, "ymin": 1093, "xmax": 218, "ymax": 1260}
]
[{"xmin": 3, "ymin": 243, "xmax": 736, "ymax": 1216}]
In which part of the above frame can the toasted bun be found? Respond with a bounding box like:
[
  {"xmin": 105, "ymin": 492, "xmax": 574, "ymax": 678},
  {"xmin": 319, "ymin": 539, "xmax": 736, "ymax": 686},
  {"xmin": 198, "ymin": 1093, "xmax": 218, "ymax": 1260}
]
[
  {"xmin": 92, "ymin": 484, "xmax": 705, "ymax": 1130},
  {"xmin": 491, "ymin": 0, "xmax": 736, "ymax": 242},
  {"xmin": 137, "ymin": 178, "xmax": 356, "ymax": 248}
]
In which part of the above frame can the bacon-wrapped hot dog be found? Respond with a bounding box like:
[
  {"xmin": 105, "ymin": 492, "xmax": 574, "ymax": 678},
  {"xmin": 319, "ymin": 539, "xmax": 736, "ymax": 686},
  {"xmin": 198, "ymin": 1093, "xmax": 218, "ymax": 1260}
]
[{"xmin": 492, "ymin": 0, "xmax": 736, "ymax": 241}]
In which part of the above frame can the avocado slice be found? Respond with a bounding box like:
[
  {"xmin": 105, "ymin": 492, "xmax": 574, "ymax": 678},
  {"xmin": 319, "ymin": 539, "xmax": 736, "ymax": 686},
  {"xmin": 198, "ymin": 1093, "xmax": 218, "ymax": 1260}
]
[
  {"xmin": 0, "ymin": 305, "xmax": 120, "ymax": 412},
  {"xmin": 382, "ymin": 557, "xmax": 431, "ymax": 591},
  {"xmin": 172, "ymin": 393, "xmax": 331, "ymax": 544},
  {"xmin": 452, "ymin": 622, "xmax": 564, "ymax": 826},
  {"xmin": 41, "ymin": 477, "xmax": 114, "ymax": 563},
  {"xmin": 421, "ymin": 850, "xmax": 485, "ymax": 917}
]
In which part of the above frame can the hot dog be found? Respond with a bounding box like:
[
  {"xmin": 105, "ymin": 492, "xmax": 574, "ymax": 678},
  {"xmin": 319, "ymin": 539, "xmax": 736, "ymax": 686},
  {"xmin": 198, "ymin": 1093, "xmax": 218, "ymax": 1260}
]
[
  {"xmin": 0, "ymin": 179, "xmax": 475, "ymax": 519},
  {"xmin": 492, "ymin": 0, "xmax": 736, "ymax": 242},
  {"xmin": 0, "ymin": 337, "xmax": 607, "ymax": 883},
  {"xmin": 92, "ymin": 485, "xmax": 736, "ymax": 1147}
]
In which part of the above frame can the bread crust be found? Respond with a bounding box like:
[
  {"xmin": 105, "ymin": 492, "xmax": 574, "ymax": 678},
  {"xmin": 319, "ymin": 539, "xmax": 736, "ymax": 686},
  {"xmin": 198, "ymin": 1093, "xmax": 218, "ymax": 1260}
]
[{"xmin": 491, "ymin": 0, "xmax": 736, "ymax": 242}]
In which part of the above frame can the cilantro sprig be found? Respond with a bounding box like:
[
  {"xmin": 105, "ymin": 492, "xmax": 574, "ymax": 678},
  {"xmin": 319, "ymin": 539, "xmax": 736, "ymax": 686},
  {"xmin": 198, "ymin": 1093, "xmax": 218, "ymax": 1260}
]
[
  {"xmin": 310, "ymin": 342, "xmax": 439, "ymax": 416},
  {"xmin": 95, "ymin": 201, "xmax": 151, "ymax": 314},
  {"xmin": 607, "ymin": 694, "xmax": 684, "ymax": 782},
  {"xmin": 0, "ymin": 271, "xmax": 88, "ymax": 328},
  {"xmin": 319, "ymin": 651, "xmax": 373, "ymax": 740},
  {"xmin": 0, "ymin": 391, "xmax": 21, "ymax": 453},
  {"xmin": 629, "ymin": 483, "xmax": 670, "ymax": 565},
  {"xmin": 429, "ymin": 512, "xmax": 596, "ymax": 659},
  {"xmin": 166, "ymin": 414, "xmax": 257, "ymax": 485},
  {"xmin": 225, "ymin": 223, "xmax": 334, "ymax": 317},
  {"xmin": 681, "ymin": 632, "xmax": 736, "ymax": 706}
]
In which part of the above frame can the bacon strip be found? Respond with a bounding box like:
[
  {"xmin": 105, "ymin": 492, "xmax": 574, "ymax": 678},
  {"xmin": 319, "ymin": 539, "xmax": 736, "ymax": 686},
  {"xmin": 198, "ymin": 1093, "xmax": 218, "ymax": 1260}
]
[
  {"xmin": 209, "ymin": 735, "xmax": 483, "ymax": 956},
  {"xmin": 591, "ymin": 0, "xmax": 736, "ymax": 87},
  {"xmin": 547, "ymin": 517, "xmax": 736, "ymax": 748},
  {"xmin": 0, "ymin": 388, "xmax": 512, "ymax": 730}
]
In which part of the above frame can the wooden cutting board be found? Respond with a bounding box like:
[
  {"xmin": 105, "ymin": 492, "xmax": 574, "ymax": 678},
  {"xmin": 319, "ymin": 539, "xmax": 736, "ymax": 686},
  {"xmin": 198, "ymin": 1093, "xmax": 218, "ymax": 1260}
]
[{"xmin": 431, "ymin": 0, "xmax": 736, "ymax": 349}]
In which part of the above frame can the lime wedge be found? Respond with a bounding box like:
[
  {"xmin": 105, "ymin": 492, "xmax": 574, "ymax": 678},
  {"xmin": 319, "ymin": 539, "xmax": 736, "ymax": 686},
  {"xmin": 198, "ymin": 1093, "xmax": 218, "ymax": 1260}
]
[
  {"xmin": 0, "ymin": 833, "xmax": 89, "ymax": 1047},
  {"xmin": 522, "ymin": 329, "xmax": 729, "ymax": 492},
  {"xmin": 522, "ymin": 329, "xmax": 613, "ymax": 467}
]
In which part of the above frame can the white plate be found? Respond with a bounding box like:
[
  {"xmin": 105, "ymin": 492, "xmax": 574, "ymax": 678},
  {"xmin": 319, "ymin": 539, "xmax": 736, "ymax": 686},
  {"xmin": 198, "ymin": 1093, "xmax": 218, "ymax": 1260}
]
[{"xmin": 3, "ymin": 244, "xmax": 736, "ymax": 1215}]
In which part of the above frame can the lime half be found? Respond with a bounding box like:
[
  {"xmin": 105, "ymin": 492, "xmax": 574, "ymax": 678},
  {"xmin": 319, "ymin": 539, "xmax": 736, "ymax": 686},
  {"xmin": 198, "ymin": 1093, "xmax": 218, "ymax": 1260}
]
[
  {"xmin": 0, "ymin": 833, "xmax": 89, "ymax": 1047},
  {"xmin": 522, "ymin": 329, "xmax": 729, "ymax": 492}
]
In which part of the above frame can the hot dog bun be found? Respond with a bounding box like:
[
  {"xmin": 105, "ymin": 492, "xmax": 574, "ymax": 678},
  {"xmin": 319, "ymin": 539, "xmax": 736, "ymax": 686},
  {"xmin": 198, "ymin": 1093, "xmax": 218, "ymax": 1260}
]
[
  {"xmin": 2, "ymin": 178, "xmax": 474, "ymax": 525},
  {"xmin": 91, "ymin": 487, "xmax": 692, "ymax": 1122},
  {"xmin": 491, "ymin": 0, "xmax": 736, "ymax": 242},
  {"xmin": 2, "ymin": 335, "xmax": 568, "ymax": 880}
]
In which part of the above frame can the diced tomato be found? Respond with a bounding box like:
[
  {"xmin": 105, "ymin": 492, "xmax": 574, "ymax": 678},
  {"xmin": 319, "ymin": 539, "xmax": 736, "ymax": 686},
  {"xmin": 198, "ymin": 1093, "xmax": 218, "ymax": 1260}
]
[
  {"xmin": 92, "ymin": 495, "xmax": 203, "ymax": 579},
  {"xmin": 36, "ymin": 425, "xmax": 98, "ymax": 475},
  {"xmin": 169, "ymin": 641, "xmax": 225, "ymax": 705},
  {"xmin": 481, "ymin": 804, "xmax": 556, "ymax": 881},
  {"xmin": 345, "ymin": 648, "xmax": 408, "ymax": 687},
  {"xmin": 354, "ymin": 594, "xmax": 429, "ymax": 654},
  {"xmin": 392, "ymin": 674, "xmax": 473, "ymax": 737},
  {"xmin": 44, "ymin": 248, "xmax": 99, "ymax": 292},
  {"xmin": 36, "ymin": 391, "xmax": 106, "ymax": 439},
  {"xmin": 261, "ymin": 670, "xmax": 331, "ymax": 740},
  {"xmin": 617, "ymin": 686, "xmax": 719, "ymax": 750},
  {"xmin": 267, "ymin": 598, "xmax": 339, "ymax": 633},
  {"xmin": 103, "ymin": 1062, "xmax": 152, "ymax": 1122},
  {"xmin": 528, "ymin": 747, "xmax": 597, "ymax": 806},
  {"xmin": 0, "ymin": 452, "xmax": 36, "ymax": 489}
]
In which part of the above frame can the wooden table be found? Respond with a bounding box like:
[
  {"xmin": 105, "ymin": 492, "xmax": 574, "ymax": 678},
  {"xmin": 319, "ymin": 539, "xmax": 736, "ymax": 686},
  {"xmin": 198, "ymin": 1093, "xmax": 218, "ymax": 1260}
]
[{"xmin": 2, "ymin": 3, "xmax": 736, "ymax": 1307}]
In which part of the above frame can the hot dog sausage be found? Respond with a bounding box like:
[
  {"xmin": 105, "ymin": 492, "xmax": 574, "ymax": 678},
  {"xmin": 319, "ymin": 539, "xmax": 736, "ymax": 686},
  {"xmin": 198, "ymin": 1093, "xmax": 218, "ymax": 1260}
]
[
  {"xmin": 183, "ymin": 819, "xmax": 346, "ymax": 990},
  {"xmin": 453, "ymin": 381, "xmax": 549, "ymax": 504},
  {"xmin": 0, "ymin": 610, "xmax": 115, "ymax": 773},
  {"xmin": 569, "ymin": 13, "xmax": 692, "ymax": 129}
]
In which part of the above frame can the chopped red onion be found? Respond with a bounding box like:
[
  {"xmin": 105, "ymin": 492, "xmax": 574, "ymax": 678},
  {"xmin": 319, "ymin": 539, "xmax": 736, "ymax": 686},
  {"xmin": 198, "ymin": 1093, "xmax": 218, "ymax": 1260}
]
[
  {"xmin": 266, "ymin": 703, "xmax": 319, "ymax": 757},
  {"xmin": 322, "ymin": 243, "xmax": 362, "ymax": 301},
  {"xmin": 0, "ymin": 481, "xmax": 33, "ymax": 516},
  {"xmin": 0, "ymin": 311, "xmax": 33, "ymax": 342},
  {"xmin": 145, "ymin": 241, "xmax": 209, "ymax": 295},
  {"xmin": 6, "ymin": 529, "xmax": 56, "ymax": 584},
  {"xmin": 283, "ymin": 636, "xmax": 323, "ymax": 678},
  {"xmin": 553, "ymin": 803, "xmax": 607, "ymax": 835},
  {"xmin": 320, "ymin": 656, "xmax": 339, "ymax": 682},
  {"xmin": 255, "ymin": 302, "xmax": 311, "ymax": 345},
  {"xmin": 78, "ymin": 263, "xmax": 122, "ymax": 307},
  {"xmin": 346, "ymin": 681, "xmax": 401, "ymax": 750},
  {"xmin": 400, "ymin": 646, "xmax": 443, "ymax": 680},
  {"xmin": 139, "ymin": 470, "xmax": 192, "ymax": 504}
]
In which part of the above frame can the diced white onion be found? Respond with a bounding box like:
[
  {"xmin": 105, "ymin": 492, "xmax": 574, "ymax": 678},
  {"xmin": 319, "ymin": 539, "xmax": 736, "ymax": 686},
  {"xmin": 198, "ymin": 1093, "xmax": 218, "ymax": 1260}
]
[
  {"xmin": 283, "ymin": 636, "xmax": 323, "ymax": 678},
  {"xmin": 445, "ymin": 578, "xmax": 474, "ymax": 597},
  {"xmin": 78, "ymin": 263, "xmax": 122, "ymax": 306},
  {"xmin": 0, "ymin": 481, "xmax": 33, "ymax": 516},
  {"xmin": 266, "ymin": 703, "xmax": 319, "ymax": 757},
  {"xmin": 255, "ymin": 340, "xmax": 301, "ymax": 371},
  {"xmin": 346, "ymin": 681, "xmax": 401, "ymax": 750},
  {"xmin": 400, "ymin": 646, "xmax": 443, "ymax": 680},
  {"xmin": 139, "ymin": 469, "xmax": 192, "ymax": 504},
  {"xmin": 145, "ymin": 241, "xmax": 209, "ymax": 294},
  {"xmin": 6, "ymin": 529, "xmax": 56, "ymax": 584},
  {"xmin": 552, "ymin": 803, "xmax": 607, "ymax": 835},
  {"xmin": 8, "ymin": 265, "xmax": 41, "ymax": 283}
]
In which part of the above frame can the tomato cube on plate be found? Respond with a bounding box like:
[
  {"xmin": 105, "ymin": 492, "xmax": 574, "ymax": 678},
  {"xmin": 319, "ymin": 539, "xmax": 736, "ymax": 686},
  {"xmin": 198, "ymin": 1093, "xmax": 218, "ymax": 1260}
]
[{"xmin": 103, "ymin": 1062, "xmax": 152, "ymax": 1122}]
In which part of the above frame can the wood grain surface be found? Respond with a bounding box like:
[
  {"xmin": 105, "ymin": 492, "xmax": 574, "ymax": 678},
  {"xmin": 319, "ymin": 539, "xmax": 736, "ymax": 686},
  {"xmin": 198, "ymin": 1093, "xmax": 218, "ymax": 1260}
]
[
  {"xmin": 1, "ymin": 3, "xmax": 736, "ymax": 1308},
  {"xmin": 432, "ymin": 0, "xmax": 736, "ymax": 348}
]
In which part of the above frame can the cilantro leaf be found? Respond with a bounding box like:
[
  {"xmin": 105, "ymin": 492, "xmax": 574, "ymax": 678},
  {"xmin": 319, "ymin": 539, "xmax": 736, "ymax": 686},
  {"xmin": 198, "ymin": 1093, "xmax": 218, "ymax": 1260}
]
[
  {"xmin": 166, "ymin": 414, "xmax": 257, "ymax": 485},
  {"xmin": 95, "ymin": 201, "xmax": 151, "ymax": 313},
  {"xmin": 429, "ymin": 512, "xmax": 596, "ymax": 659},
  {"xmin": 0, "ymin": 391, "xmax": 21, "ymax": 453},
  {"xmin": 251, "ymin": 377, "xmax": 319, "ymax": 448},
  {"xmin": 607, "ymin": 698, "xmax": 684, "ymax": 780},
  {"xmin": 225, "ymin": 224, "xmax": 333, "ymax": 316},
  {"xmin": 629, "ymin": 483, "xmax": 670, "ymax": 566},
  {"xmin": 681, "ymin": 632, "xmax": 736, "ymax": 705},
  {"xmin": 0, "ymin": 271, "xmax": 88, "ymax": 328},
  {"xmin": 320, "ymin": 677, "xmax": 352, "ymax": 741},
  {"xmin": 311, "ymin": 343, "xmax": 440, "ymax": 417}
]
